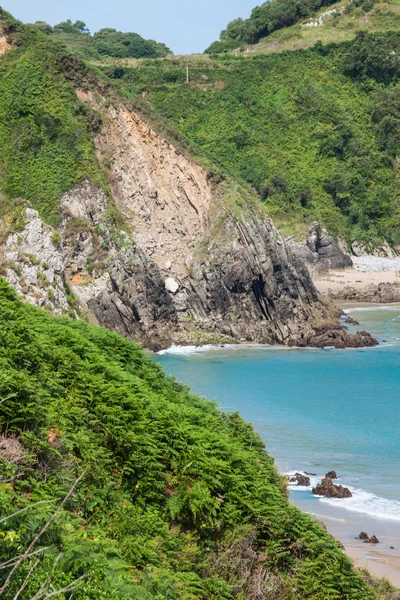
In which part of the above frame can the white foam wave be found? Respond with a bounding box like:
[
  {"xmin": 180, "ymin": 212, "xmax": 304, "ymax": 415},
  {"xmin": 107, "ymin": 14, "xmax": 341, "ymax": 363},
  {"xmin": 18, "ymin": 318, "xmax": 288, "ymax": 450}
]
[
  {"xmin": 157, "ymin": 344, "xmax": 218, "ymax": 355},
  {"xmin": 344, "ymin": 305, "xmax": 400, "ymax": 313},
  {"xmin": 320, "ymin": 488, "xmax": 400, "ymax": 522}
]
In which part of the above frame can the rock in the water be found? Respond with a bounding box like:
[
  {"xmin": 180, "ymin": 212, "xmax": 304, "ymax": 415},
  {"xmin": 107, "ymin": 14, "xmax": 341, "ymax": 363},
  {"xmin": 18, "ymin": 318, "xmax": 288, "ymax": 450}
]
[
  {"xmin": 345, "ymin": 316, "xmax": 359, "ymax": 325},
  {"xmin": 359, "ymin": 532, "xmax": 369, "ymax": 541},
  {"xmin": 369, "ymin": 535, "xmax": 379, "ymax": 544},
  {"xmin": 305, "ymin": 471, "xmax": 316, "ymax": 476},
  {"xmin": 325, "ymin": 471, "xmax": 338, "ymax": 479},
  {"xmin": 312, "ymin": 477, "xmax": 352, "ymax": 498},
  {"xmin": 290, "ymin": 473, "xmax": 311, "ymax": 486}
]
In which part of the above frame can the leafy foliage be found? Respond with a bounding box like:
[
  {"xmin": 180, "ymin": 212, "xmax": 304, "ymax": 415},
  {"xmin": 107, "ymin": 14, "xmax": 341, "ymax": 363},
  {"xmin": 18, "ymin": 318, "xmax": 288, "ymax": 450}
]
[
  {"xmin": 0, "ymin": 10, "xmax": 104, "ymax": 225},
  {"xmin": 0, "ymin": 280, "xmax": 378, "ymax": 598}
]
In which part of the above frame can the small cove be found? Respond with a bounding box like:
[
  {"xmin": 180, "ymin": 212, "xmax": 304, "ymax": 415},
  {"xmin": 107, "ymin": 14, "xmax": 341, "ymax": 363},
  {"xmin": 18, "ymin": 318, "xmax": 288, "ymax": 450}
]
[{"xmin": 155, "ymin": 304, "xmax": 400, "ymax": 579}]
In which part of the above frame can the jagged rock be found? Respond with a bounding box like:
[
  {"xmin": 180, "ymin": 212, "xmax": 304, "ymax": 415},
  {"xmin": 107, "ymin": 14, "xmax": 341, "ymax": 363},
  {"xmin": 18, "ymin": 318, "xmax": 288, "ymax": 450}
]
[
  {"xmin": 330, "ymin": 282, "xmax": 400, "ymax": 303},
  {"xmin": 290, "ymin": 473, "xmax": 311, "ymax": 486},
  {"xmin": 288, "ymin": 223, "xmax": 353, "ymax": 271},
  {"xmin": 312, "ymin": 477, "xmax": 352, "ymax": 498},
  {"xmin": 325, "ymin": 471, "xmax": 338, "ymax": 479},
  {"xmin": 344, "ymin": 316, "xmax": 359, "ymax": 325},
  {"xmin": 359, "ymin": 532, "xmax": 369, "ymax": 540},
  {"xmin": 1, "ymin": 100, "xmax": 379, "ymax": 351},
  {"xmin": 369, "ymin": 535, "xmax": 379, "ymax": 544}
]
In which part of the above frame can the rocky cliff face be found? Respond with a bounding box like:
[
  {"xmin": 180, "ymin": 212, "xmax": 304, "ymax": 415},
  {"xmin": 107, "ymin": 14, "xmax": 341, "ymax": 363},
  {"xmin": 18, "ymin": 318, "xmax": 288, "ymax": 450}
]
[{"xmin": 0, "ymin": 98, "xmax": 375, "ymax": 350}]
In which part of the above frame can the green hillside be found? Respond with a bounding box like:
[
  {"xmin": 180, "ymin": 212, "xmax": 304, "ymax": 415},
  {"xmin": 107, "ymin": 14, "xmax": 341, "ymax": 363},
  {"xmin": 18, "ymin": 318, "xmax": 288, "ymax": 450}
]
[
  {"xmin": 205, "ymin": 0, "xmax": 400, "ymax": 54},
  {"xmin": 104, "ymin": 32, "xmax": 400, "ymax": 245},
  {"xmin": 0, "ymin": 279, "xmax": 386, "ymax": 599}
]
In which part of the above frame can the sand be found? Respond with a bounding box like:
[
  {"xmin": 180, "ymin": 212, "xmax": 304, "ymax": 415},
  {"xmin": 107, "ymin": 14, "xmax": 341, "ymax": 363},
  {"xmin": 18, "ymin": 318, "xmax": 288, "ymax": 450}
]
[
  {"xmin": 313, "ymin": 268, "xmax": 398, "ymax": 296},
  {"xmin": 346, "ymin": 546, "xmax": 400, "ymax": 588}
]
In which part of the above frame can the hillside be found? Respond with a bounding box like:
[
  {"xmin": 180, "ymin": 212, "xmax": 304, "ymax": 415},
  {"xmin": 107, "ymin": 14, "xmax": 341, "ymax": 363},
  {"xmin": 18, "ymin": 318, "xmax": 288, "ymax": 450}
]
[
  {"xmin": 104, "ymin": 31, "xmax": 400, "ymax": 248},
  {"xmin": 205, "ymin": 0, "xmax": 400, "ymax": 54},
  {"xmin": 235, "ymin": 0, "xmax": 400, "ymax": 55},
  {"xmin": 0, "ymin": 280, "xmax": 390, "ymax": 599},
  {"xmin": 0, "ymin": 7, "xmax": 372, "ymax": 351}
]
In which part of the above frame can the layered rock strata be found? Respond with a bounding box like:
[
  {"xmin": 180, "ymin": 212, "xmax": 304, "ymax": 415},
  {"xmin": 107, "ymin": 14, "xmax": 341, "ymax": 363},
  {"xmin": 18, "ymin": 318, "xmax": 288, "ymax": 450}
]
[{"xmin": 0, "ymin": 101, "xmax": 377, "ymax": 350}]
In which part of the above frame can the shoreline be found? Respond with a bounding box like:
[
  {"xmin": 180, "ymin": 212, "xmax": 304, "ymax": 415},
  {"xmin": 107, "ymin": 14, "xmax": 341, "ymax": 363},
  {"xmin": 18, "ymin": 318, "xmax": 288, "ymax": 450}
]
[{"xmin": 346, "ymin": 546, "xmax": 400, "ymax": 587}]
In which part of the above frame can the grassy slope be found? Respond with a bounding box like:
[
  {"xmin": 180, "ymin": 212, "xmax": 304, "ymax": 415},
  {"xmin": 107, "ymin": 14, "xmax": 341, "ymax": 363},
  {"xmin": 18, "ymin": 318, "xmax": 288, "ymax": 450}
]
[
  {"xmin": 237, "ymin": 0, "xmax": 400, "ymax": 54},
  {"xmin": 0, "ymin": 279, "xmax": 381, "ymax": 599},
  {"xmin": 104, "ymin": 43, "xmax": 400, "ymax": 244}
]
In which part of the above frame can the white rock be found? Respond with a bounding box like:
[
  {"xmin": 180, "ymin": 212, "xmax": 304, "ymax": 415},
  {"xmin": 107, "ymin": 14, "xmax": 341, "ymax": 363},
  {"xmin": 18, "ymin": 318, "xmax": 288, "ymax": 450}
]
[
  {"xmin": 165, "ymin": 277, "xmax": 179, "ymax": 294},
  {"xmin": 165, "ymin": 260, "xmax": 171, "ymax": 270}
]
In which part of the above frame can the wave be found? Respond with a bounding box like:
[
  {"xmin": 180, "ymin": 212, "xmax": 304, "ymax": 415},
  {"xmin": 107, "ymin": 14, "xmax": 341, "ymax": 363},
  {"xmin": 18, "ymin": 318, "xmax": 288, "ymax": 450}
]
[
  {"xmin": 157, "ymin": 344, "xmax": 220, "ymax": 355},
  {"xmin": 287, "ymin": 471, "xmax": 400, "ymax": 522},
  {"xmin": 157, "ymin": 343, "xmax": 319, "ymax": 355},
  {"xmin": 320, "ymin": 490, "xmax": 400, "ymax": 522},
  {"xmin": 344, "ymin": 305, "xmax": 400, "ymax": 313}
]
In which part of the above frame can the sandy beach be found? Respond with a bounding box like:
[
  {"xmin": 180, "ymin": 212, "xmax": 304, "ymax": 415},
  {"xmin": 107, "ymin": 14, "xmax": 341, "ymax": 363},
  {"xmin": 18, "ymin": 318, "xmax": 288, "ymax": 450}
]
[
  {"xmin": 347, "ymin": 546, "xmax": 400, "ymax": 587},
  {"xmin": 314, "ymin": 268, "xmax": 398, "ymax": 296}
]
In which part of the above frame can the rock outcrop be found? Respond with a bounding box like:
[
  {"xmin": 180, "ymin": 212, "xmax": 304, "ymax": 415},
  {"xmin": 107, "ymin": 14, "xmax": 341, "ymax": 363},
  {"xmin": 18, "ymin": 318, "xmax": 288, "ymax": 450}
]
[
  {"xmin": 329, "ymin": 281, "xmax": 400, "ymax": 303},
  {"xmin": 313, "ymin": 477, "xmax": 352, "ymax": 499},
  {"xmin": 288, "ymin": 223, "xmax": 352, "ymax": 272},
  {"xmin": 290, "ymin": 473, "xmax": 311, "ymax": 486},
  {"xmin": 0, "ymin": 99, "xmax": 378, "ymax": 350}
]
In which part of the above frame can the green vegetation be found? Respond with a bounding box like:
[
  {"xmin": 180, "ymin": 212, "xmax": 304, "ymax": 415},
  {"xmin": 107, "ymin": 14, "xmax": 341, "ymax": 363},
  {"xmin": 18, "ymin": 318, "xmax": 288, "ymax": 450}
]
[
  {"xmin": 0, "ymin": 9, "xmax": 105, "ymax": 226},
  {"xmin": 204, "ymin": 0, "xmax": 397, "ymax": 53},
  {"xmin": 220, "ymin": 0, "xmax": 400, "ymax": 55},
  {"xmin": 107, "ymin": 32, "xmax": 400, "ymax": 244},
  {"xmin": 32, "ymin": 19, "xmax": 172, "ymax": 60},
  {"xmin": 0, "ymin": 279, "xmax": 381, "ymax": 598},
  {"xmin": 205, "ymin": 0, "xmax": 340, "ymax": 52}
]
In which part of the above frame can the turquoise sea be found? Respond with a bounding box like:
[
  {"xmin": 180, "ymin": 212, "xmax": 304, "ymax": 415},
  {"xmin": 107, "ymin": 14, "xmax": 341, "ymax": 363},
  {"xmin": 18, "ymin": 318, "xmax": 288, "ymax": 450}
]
[{"xmin": 155, "ymin": 304, "xmax": 400, "ymax": 552}]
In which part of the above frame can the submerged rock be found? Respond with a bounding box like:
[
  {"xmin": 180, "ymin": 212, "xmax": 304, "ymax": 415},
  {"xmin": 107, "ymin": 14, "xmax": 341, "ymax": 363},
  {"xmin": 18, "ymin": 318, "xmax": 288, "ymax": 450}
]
[{"xmin": 312, "ymin": 477, "xmax": 352, "ymax": 498}]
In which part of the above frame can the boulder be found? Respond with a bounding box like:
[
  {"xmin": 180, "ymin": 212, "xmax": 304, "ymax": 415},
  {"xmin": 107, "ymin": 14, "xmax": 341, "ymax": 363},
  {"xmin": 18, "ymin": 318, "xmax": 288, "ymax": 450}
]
[
  {"xmin": 369, "ymin": 535, "xmax": 379, "ymax": 544},
  {"xmin": 325, "ymin": 471, "xmax": 338, "ymax": 479},
  {"xmin": 312, "ymin": 477, "xmax": 352, "ymax": 498},
  {"xmin": 359, "ymin": 532, "xmax": 369, "ymax": 541},
  {"xmin": 290, "ymin": 473, "xmax": 311, "ymax": 486},
  {"xmin": 288, "ymin": 222, "xmax": 352, "ymax": 271},
  {"xmin": 165, "ymin": 277, "xmax": 179, "ymax": 294}
]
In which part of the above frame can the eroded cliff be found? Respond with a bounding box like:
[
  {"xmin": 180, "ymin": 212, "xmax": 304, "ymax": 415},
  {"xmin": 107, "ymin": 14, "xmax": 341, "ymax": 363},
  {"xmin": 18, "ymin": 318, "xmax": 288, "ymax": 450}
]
[{"xmin": 0, "ymin": 97, "xmax": 376, "ymax": 349}]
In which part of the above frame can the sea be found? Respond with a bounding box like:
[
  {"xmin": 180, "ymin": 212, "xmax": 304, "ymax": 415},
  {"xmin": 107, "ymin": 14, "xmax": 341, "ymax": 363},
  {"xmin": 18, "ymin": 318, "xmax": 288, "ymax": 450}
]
[{"xmin": 155, "ymin": 304, "xmax": 400, "ymax": 558}]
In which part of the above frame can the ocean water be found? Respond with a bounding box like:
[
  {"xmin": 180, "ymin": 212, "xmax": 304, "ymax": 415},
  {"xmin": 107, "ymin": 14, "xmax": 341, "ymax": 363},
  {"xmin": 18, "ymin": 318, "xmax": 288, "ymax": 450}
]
[{"xmin": 155, "ymin": 304, "xmax": 400, "ymax": 547}]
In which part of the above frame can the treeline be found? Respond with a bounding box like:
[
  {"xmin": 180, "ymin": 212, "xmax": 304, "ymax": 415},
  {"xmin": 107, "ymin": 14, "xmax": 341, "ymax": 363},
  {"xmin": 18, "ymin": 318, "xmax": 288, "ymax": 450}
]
[{"xmin": 33, "ymin": 18, "xmax": 172, "ymax": 59}]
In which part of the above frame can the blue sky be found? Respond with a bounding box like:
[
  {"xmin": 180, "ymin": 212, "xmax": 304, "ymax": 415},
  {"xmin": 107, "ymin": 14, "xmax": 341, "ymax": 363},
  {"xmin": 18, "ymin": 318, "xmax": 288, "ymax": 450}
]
[{"xmin": 2, "ymin": 0, "xmax": 258, "ymax": 54}]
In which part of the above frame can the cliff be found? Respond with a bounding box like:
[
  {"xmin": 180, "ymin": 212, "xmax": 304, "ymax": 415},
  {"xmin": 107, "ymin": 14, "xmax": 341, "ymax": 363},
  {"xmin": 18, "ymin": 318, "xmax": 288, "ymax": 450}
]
[{"xmin": 0, "ymin": 13, "xmax": 376, "ymax": 350}]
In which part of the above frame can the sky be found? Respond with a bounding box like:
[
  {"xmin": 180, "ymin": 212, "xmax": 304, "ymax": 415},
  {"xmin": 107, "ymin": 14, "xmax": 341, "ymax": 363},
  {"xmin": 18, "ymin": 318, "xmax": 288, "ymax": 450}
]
[{"xmin": 2, "ymin": 0, "xmax": 258, "ymax": 55}]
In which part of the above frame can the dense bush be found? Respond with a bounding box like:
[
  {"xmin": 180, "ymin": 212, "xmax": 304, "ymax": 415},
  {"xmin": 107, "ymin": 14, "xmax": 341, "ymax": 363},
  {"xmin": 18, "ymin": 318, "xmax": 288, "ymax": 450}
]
[
  {"xmin": 0, "ymin": 11, "xmax": 104, "ymax": 225},
  {"xmin": 0, "ymin": 280, "xmax": 378, "ymax": 598}
]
